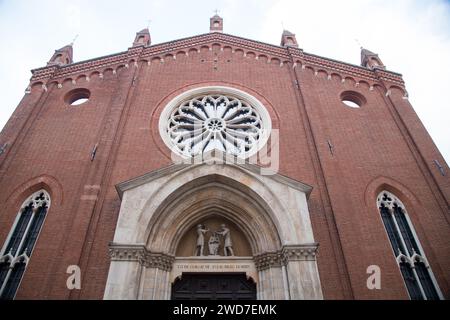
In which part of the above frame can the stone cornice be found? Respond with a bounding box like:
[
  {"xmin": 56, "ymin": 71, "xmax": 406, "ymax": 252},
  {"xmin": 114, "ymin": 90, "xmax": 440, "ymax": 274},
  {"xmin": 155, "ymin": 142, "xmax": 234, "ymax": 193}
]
[
  {"xmin": 254, "ymin": 243, "xmax": 319, "ymax": 271},
  {"xmin": 108, "ymin": 243, "xmax": 175, "ymax": 271},
  {"xmin": 30, "ymin": 32, "xmax": 404, "ymax": 87}
]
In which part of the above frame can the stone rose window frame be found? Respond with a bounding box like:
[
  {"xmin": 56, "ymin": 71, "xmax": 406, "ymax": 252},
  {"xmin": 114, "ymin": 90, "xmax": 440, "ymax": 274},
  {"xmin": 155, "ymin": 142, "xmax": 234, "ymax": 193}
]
[{"xmin": 158, "ymin": 86, "xmax": 272, "ymax": 159}]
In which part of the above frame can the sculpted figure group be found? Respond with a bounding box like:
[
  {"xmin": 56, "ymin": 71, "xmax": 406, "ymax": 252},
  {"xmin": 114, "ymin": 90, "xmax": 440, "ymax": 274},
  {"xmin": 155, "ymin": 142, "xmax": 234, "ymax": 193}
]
[{"xmin": 194, "ymin": 224, "xmax": 234, "ymax": 257}]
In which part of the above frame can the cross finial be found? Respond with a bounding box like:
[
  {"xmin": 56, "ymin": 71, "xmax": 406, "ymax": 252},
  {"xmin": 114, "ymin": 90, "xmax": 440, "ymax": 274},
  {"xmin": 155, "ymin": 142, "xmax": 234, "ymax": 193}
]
[
  {"xmin": 147, "ymin": 19, "xmax": 152, "ymax": 29},
  {"xmin": 70, "ymin": 34, "xmax": 79, "ymax": 46},
  {"xmin": 355, "ymin": 38, "xmax": 363, "ymax": 49},
  {"xmin": 214, "ymin": 9, "xmax": 219, "ymax": 15}
]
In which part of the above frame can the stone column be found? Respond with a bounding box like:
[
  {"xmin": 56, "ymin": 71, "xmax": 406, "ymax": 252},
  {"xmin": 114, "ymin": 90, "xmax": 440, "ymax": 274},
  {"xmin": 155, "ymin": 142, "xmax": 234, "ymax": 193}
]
[
  {"xmin": 282, "ymin": 244, "xmax": 323, "ymax": 300},
  {"xmin": 254, "ymin": 252, "xmax": 286, "ymax": 300},
  {"xmin": 255, "ymin": 244, "xmax": 323, "ymax": 300},
  {"xmin": 140, "ymin": 252, "xmax": 174, "ymax": 300}
]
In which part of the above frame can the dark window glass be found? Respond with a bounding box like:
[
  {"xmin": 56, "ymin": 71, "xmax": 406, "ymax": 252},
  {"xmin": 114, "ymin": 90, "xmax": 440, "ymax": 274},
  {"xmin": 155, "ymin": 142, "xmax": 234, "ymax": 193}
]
[
  {"xmin": 1, "ymin": 260, "xmax": 26, "ymax": 300},
  {"xmin": 5, "ymin": 205, "xmax": 33, "ymax": 256},
  {"xmin": 380, "ymin": 205, "xmax": 405, "ymax": 255},
  {"xmin": 0, "ymin": 260, "xmax": 11, "ymax": 290},
  {"xmin": 20, "ymin": 205, "xmax": 48, "ymax": 256},
  {"xmin": 415, "ymin": 261, "xmax": 439, "ymax": 300},
  {"xmin": 393, "ymin": 205, "xmax": 420, "ymax": 255},
  {"xmin": 399, "ymin": 261, "xmax": 423, "ymax": 300}
]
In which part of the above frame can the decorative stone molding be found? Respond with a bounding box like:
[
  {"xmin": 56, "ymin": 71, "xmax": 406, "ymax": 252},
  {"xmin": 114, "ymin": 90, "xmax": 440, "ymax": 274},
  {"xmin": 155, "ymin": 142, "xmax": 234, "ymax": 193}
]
[
  {"xmin": 108, "ymin": 243, "xmax": 175, "ymax": 271},
  {"xmin": 108, "ymin": 244, "xmax": 145, "ymax": 262},
  {"xmin": 142, "ymin": 252, "xmax": 175, "ymax": 271},
  {"xmin": 254, "ymin": 244, "xmax": 319, "ymax": 271},
  {"xmin": 254, "ymin": 251, "xmax": 284, "ymax": 271},
  {"xmin": 282, "ymin": 244, "xmax": 318, "ymax": 262}
]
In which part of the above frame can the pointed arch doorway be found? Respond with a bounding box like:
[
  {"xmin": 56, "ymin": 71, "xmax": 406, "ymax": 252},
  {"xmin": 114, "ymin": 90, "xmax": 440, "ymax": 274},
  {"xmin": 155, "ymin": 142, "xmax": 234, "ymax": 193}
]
[{"xmin": 104, "ymin": 159, "xmax": 323, "ymax": 300}]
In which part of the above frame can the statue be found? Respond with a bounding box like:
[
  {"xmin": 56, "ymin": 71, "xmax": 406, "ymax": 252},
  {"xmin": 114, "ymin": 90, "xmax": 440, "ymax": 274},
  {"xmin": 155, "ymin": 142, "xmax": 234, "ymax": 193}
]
[
  {"xmin": 216, "ymin": 224, "xmax": 234, "ymax": 256},
  {"xmin": 194, "ymin": 224, "xmax": 209, "ymax": 256},
  {"xmin": 208, "ymin": 232, "xmax": 220, "ymax": 255},
  {"xmin": 194, "ymin": 223, "xmax": 235, "ymax": 257}
]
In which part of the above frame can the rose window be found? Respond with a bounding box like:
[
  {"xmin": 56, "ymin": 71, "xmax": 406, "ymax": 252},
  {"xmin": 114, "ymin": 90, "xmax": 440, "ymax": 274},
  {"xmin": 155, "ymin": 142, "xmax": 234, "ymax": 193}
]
[{"xmin": 160, "ymin": 88, "xmax": 271, "ymax": 158}]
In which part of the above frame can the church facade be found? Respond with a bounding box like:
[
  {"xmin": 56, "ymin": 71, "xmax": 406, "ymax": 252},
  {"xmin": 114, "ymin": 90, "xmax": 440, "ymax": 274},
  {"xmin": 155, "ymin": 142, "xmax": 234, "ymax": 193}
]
[{"xmin": 0, "ymin": 15, "xmax": 448, "ymax": 300}]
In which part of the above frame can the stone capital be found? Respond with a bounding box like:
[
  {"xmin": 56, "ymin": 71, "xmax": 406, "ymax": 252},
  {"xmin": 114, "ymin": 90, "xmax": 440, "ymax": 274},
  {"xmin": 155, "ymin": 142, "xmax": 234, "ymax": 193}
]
[
  {"xmin": 282, "ymin": 243, "xmax": 319, "ymax": 262},
  {"xmin": 254, "ymin": 244, "xmax": 319, "ymax": 271},
  {"xmin": 254, "ymin": 251, "xmax": 284, "ymax": 271},
  {"xmin": 108, "ymin": 243, "xmax": 174, "ymax": 271}
]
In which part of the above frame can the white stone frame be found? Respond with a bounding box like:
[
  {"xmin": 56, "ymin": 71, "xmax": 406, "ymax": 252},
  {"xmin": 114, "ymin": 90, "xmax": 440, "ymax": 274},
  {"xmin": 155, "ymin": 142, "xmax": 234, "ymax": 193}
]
[
  {"xmin": 104, "ymin": 157, "xmax": 323, "ymax": 300},
  {"xmin": 0, "ymin": 190, "xmax": 51, "ymax": 299},
  {"xmin": 158, "ymin": 86, "xmax": 272, "ymax": 159},
  {"xmin": 376, "ymin": 190, "xmax": 443, "ymax": 300}
]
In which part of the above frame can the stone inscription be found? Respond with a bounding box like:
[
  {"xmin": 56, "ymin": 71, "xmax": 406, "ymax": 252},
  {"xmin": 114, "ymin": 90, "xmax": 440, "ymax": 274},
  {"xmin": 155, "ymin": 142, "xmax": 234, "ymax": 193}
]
[{"xmin": 175, "ymin": 263, "xmax": 251, "ymax": 272}]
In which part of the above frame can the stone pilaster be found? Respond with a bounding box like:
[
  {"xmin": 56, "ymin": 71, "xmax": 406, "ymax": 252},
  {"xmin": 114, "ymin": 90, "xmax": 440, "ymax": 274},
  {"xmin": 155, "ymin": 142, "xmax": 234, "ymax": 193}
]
[
  {"xmin": 105, "ymin": 243, "xmax": 174, "ymax": 300},
  {"xmin": 254, "ymin": 244, "xmax": 321, "ymax": 300}
]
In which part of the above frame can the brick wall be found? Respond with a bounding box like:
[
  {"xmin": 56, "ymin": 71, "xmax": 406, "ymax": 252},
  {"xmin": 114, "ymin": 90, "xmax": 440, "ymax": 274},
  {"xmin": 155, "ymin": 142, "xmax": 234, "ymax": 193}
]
[{"xmin": 0, "ymin": 36, "xmax": 448, "ymax": 299}]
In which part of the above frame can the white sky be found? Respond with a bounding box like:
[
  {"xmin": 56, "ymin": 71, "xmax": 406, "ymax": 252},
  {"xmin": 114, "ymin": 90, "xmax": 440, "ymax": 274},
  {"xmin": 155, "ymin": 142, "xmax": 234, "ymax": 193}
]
[{"xmin": 0, "ymin": 0, "xmax": 449, "ymax": 163}]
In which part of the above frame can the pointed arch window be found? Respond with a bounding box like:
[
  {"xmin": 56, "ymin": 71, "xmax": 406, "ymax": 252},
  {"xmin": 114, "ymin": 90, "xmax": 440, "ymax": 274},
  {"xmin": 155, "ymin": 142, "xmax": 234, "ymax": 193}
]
[
  {"xmin": 377, "ymin": 191, "xmax": 442, "ymax": 300},
  {"xmin": 0, "ymin": 190, "xmax": 50, "ymax": 300}
]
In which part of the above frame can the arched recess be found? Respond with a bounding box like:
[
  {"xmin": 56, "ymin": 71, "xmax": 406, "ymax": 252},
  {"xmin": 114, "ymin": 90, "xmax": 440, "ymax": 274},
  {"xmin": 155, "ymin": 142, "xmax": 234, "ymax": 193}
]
[
  {"xmin": 364, "ymin": 175, "xmax": 422, "ymax": 210},
  {"xmin": 3, "ymin": 174, "xmax": 63, "ymax": 215},
  {"xmin": 104, "ymin": 160, "xmax": 323, "ymax": 300},
  {"xmin": 176, "ymin": 215, "xmax": 252, "ymax": 257},
  {"xmin": 144, "ymin": 174, "xmax": 283, "ymax": 255}
]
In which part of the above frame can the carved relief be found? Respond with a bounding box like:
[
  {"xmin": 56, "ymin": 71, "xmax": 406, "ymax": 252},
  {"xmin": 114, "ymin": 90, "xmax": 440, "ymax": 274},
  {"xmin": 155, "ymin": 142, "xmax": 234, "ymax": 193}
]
[
  {"xmin": 177, "ymin": 216, "xmax": 251, "ymax": 257},
  {"xmin": 194, "ymin": 223, "xmax": 235, "ymax": 257}
]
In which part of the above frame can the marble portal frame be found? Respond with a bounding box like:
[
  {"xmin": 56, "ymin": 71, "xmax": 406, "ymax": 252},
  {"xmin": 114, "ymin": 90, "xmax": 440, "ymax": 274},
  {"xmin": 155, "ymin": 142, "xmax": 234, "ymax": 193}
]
[{"xmin": 104, "ymin": 156, "xmax": 323, "ymax": 300}]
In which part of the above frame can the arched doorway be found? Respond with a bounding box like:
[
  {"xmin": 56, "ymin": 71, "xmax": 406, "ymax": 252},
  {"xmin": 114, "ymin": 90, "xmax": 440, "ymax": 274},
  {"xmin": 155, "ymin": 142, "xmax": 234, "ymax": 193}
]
[{"xmin": 104, "ymin": 159, "xmax": 323, "ymax": 300}]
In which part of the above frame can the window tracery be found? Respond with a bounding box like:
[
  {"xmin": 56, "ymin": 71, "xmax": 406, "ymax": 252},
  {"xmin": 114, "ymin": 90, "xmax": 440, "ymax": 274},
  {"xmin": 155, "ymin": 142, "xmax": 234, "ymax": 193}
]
[
  {"xmin": 0, "ymin": 190, "xmax": 50, "ymax": 300},
  {"xmin": 377, "ymin": 191, "xmax": 441, "ymax": 300}
]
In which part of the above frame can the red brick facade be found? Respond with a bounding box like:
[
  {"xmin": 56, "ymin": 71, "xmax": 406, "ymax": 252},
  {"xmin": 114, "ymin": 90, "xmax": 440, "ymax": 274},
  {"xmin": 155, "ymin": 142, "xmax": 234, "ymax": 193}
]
[{"xmin": 0, "ymin": 25, "xmax": 449, "ymax": 299}]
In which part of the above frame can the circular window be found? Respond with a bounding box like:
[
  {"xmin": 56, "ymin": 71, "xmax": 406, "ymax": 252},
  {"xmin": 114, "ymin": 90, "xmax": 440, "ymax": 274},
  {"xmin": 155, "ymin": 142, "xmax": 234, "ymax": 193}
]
[
  {"xmin": 159, "ymin": 86, "xmax": 272, "ymax": 159},
  {"xmin": 340, "ymin": 91, "xmax": 366, "ymax": 108},
  {"xmin": 65, "ymin": 88, "xmax": 91, "ymax": 106}
]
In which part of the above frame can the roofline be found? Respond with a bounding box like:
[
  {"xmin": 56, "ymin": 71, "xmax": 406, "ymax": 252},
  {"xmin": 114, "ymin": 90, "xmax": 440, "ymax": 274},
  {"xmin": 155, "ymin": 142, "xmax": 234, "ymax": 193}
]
[
  {"xmin": 303, "ymin": 51, "xmax": 402, "ymax": 77},
  {"xmin": 31, "ymin": 31, "xmax": 403, "ymax": 78}
]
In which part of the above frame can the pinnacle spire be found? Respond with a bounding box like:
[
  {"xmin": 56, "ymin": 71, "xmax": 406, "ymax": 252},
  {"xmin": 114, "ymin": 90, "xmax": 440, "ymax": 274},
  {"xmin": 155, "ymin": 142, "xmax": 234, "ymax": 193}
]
[
  {"xmin": 210, "ymin": 12, "xmax": 223, "ymax": 33},
  {"xmin": 47, "ymin": 43, "xmax": 73, "ymax": 66},
  {"xmin": 132, "ymin": 27, "xmax": 151, "ymax": 47},
  {"xmin": 360, "ymin": 47, "xmax": 385, "ymax": 69}
]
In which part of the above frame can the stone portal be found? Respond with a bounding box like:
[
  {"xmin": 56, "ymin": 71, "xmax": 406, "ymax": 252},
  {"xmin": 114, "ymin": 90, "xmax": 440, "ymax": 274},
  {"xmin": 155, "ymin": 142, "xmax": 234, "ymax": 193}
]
[{"xmin": 104, "ymin": 159, "xmax": 323, "ymax": 300}]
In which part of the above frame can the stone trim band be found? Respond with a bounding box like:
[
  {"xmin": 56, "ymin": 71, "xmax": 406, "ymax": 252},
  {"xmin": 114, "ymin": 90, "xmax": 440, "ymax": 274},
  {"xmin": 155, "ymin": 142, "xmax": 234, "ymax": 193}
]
[
  {"xmin": 108, "ymin": 243, "xmax": 319, "ymax": 273},
  {"xmin": 254, "ymin": 244, "xmax": 319, "ymax": 271},
  {"xmin": 108, "ymin": 243, "xmax": 175, "ymax": 271}
]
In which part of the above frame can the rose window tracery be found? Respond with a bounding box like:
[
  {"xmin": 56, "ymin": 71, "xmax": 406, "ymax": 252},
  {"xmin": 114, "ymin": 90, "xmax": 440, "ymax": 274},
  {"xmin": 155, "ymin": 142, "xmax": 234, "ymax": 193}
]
[{"xmin": 160, "ymin": 88, "xmax": 271, "ymax": 158}]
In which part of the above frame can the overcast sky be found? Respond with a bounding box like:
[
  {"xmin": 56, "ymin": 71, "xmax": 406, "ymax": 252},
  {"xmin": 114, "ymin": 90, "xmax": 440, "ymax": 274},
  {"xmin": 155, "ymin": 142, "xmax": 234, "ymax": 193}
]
[{"xmin": 0, "ymin": 0, "xmax": 449, "ymax": 163}]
